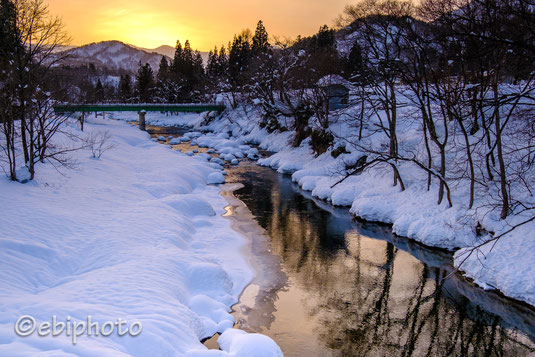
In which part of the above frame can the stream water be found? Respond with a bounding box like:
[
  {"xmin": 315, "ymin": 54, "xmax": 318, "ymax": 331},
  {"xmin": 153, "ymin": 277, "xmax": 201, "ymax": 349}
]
[{"xmin": 148, "ymin": 125, "xmax": 535, "ymax": 357}]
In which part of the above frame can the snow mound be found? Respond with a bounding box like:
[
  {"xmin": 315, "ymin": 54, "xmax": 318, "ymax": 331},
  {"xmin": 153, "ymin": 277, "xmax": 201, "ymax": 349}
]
[
  {"xmin": 218, "ymin": 329, "xmax": 283, "ymax": 357},
  {"xmin": 207, "ymin": 172, "xmax": 225, "ymax": 184}
]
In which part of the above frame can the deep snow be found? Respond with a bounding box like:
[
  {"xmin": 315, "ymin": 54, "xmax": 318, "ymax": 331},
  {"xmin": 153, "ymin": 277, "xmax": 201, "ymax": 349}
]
[
  {"xmin": 113, "ymin": 110, "xmax": 535, "ymax": 308},
  {"xmin": 0, "ymin": 116, "xmax": 282, "ymax": 356}
]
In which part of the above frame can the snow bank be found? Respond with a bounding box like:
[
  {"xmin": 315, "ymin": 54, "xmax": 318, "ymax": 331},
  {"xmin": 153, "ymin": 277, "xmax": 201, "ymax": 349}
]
[
  {"xmin": 113, "ymin": 111, "xmax": 205, "ymax": 128},
  {"xmin": 176, "ymin": 103, "xmax": 535, "ymax": 308},
  {"xmin": 258, "ymin": 146, "xmax": 477, "ymax": 250},
  {"xmin": 0, "ymin": 117, "xmax": 280, "ymax": 356},
  {"xmin": 455, "ymin": 220, "xmax": 535, "ymax": 306}
]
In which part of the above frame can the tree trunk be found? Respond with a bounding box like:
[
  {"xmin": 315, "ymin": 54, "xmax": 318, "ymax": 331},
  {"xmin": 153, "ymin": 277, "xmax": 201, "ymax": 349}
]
[
  {"xmin": 493, "ymin": 80, "xmax": 509, "ymax": 219},
  {"xmin": 457, "ymin": 117, "xmax": 476, "ymax": 209}
]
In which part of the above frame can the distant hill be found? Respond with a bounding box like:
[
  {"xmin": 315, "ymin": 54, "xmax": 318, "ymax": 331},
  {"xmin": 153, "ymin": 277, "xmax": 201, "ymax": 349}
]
[
  {"xmin": 137, "ymin": 44, "xmax": 210, "ymax": 65},
  {"xmin": 56, "ymin": 41, "xmax": 210, "ymax": 75},
  {"xmin": 57, "ymin": 41, "xmax": 171, "ymax": 75},
  {"xmin": 137, "ymin": 45, "xmax": 176, "ymax": 58}
]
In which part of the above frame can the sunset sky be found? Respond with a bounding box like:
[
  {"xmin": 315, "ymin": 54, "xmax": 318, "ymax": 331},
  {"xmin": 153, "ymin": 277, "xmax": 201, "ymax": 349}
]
[{"xmin": 47, "ymin": 0, "xmax": 351, "ymax": 51}]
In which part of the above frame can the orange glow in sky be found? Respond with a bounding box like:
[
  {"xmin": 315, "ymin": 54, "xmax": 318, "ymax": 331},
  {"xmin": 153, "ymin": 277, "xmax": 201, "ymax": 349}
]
[{"xmin": 47, "ymin": 0, "xmax": 351, "ymax": 51}]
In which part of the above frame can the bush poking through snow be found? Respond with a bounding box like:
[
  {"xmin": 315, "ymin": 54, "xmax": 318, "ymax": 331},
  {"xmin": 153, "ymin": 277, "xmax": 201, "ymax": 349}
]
[
  {"xmin": 310, "ymin": 129, "xmax": 334, "ymax": 156},
  {"xmin": 85, "ymin": 130, "xmax": 114, "ymax": 159}
]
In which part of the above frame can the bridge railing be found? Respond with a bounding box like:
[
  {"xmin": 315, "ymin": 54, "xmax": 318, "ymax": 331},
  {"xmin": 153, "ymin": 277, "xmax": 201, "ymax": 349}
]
[{"xmin": 53, "ymin": 103, "xmax": 226, "ymax": 114}]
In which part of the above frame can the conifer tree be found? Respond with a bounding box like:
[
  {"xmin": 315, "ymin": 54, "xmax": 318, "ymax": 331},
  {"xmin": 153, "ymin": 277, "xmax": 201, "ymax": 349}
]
[
  {"xmin": 95, "ymin": 79, "xmax": 104, "ymax": 102},
  {"xmin": 347, "ymin": 41, "xmax": 363, "ymax": 79},
  {"xmin": 229, "ymin": 31, "xmax": 252, "ymax": 82},
  {"xmin": 311, "ymin": 25, "xmax": 336, "ymax": 53},
  {"xmin": 172, "ymin": 40, "xmax": 183, "ymax": 74},
  {"xmin": 182, "ymin": 40, "xmax": 194, "ymax": 74},
  {"xmin": 252, "ymin": 20, "xmax": 270, "ymax": 55},
  {"xmin": 0, "ymin": 0, "xmax": 17, "ymax": 65},
  {"xmin": 118, "ymin": 74, "xmax": 132, "ymax": 102},
  {"xmin": 157, "ymin": 55, "xmax": 169, "ymax": 82},
  {"xmin": 193, "ymin": 50, "xmax": 204, "ymax": 78},
  {"xmin": 206, "ymin": 47, "xmax": 218, "ymax": 77},
  {"xmin": 136, "ymin": 62, "xmax": 154, "ymax": 103},
  {"xmin": 217, "ymin": 45, "xmax": 229, "ymax": 77}
]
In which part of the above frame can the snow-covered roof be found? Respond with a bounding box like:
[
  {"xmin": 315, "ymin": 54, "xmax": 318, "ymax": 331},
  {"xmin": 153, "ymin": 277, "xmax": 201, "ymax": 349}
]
[{"xmin": 318, "ymin": 74, "xmax": 352, "ymax": 88}]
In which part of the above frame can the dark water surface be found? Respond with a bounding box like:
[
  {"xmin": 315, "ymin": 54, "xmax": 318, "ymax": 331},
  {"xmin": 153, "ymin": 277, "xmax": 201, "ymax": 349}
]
[
  {"xmin": 224, "ymin": 162, "xmax": 535, "ymax": 357},
  {"xmin": 148, "ymin": 126, "xmax": 535, "ymax": 357}
]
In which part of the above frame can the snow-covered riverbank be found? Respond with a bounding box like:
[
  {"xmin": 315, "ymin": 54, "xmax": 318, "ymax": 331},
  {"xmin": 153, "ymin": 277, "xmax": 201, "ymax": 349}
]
[
  {"xmin": 0, "ymin": 116, "xmax": 281, "ymax": 356},
  {"xmin": 116, "ymin": 110, "xmax": 535, "ymax": 309}
]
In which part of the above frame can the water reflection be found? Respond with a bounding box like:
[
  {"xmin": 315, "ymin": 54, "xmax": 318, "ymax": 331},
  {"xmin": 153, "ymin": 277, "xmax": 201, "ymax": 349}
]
[{"xmin": 226, "ymin": 162, "xmax": 535, "ymax": 357}]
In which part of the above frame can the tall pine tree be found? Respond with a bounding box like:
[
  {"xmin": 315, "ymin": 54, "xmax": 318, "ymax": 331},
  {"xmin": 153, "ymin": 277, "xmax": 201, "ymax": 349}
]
[
  {"xmin": 206, "ymin": 47, "xmax": 218, "ymax": 77},
  {"xmin": 217, "ymin": 45, "xmax": 228, "ymax": 78},
  {"xmin": 95, "ymin": 79, "xmax": 104, "ymax": 102},
  {"xmin": 172, "ymin": 40, "xmax": 183, "ymax": 74},
  {"xmin": 118, "ymin": 74, "xmax": 132, "ymax": 102},
  {"xmin": 157, "ymin": 56, "xmax": 170, "ymax": 82},
  {"xmin": 0, "ymin": 0, "xmax": 17, "ymax": 65},
  {"xmin": 193, "ymin": 51, "xmax": 204, "ymax": 78},
  {"xmin": 252, "ymin": 20, "xmax": 270, "ymax": 55},
  {"xmin": 229, "ymin": 31, "xmax": 252, "ymax": 82},
  {"xmin": 136, "ymin": 62, "xmax": 154, "ymax": 103},
  {"xmin": 182, "ymin": 40, "xmax": 194, "ymax": 75}
]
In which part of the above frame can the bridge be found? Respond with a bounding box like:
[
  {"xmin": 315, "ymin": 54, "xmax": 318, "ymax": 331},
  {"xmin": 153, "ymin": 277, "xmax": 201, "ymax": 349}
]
[{"xmin": 53, "ymin": 103, "xmax": 226, "ymax": 130}]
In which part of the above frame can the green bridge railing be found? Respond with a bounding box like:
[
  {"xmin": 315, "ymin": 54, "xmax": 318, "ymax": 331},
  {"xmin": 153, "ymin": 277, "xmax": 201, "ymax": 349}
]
[{"xmin": 54, "ymin": 103, "xmax": 226, "ymax": 114}]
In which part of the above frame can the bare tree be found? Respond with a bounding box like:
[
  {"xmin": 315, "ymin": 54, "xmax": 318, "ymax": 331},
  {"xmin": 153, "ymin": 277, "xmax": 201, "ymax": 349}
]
[
  {"xmin": 0, "ymin": 0, "xmax": 71, "ymax": 181},
  {"xmin": 337, "ymin": 0, "xmax": 414, "ymax": 190},
  {"xmin": 85, "ymin": 130, "xmax": 114, "ymax": 159}
]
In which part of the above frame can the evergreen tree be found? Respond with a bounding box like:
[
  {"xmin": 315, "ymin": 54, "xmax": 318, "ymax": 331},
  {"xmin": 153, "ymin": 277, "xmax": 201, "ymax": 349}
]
[
  {"xmin": 206, "ymin": 47, "xmax": 218, "ymax": 77},
  {"xmin": 95, "ymin": 79, "xmax": 104, "ymax": 102},
  {"xmin": 0, "ymin": 0, "xmax": 17, "ymax": 65},
  {"xmin": 311, "ymin": 25, "xmax": 336, "ymax": 53},
  {"xmin": 118, "ymin": 74, "xmax": 132, "ymax": 102},
  {"xmin": 252, "ymin": 20, "xmax": 270, "ymax": 55},
  {"xmin": 182, "ymin": 40, "xmax": 194, "ymax": 75},
  {"xmin": 136, "ymin": 62, "xmax": 154, "ymax": 103},
  {"xmin": 155, "ymin": 56, "xmax": 172, "ymax": 102},
  {"xmin": 193, "ymin": 50, "xmax": 204, "ymax": 78},
  {"xmin": 172, "ymin": 40, "xmax": 183, "ymax": 74},
  {"xmin": 217, "ymin": 45, "xmax": 229, "ymax": 77},
  {"xmin": 347, "ymin": 40, "xmax": 363, "ymax": 79},
  {"xmin": 157, "ymin": 56, "xmax": 169, "ymax": 82},
  {"xmin": 170, "ymin": 39, "xmax": 207, "ymax": 100},
  {"xmin": 229, "ymin": 32, "xmax": 252, "ymax": 82}
]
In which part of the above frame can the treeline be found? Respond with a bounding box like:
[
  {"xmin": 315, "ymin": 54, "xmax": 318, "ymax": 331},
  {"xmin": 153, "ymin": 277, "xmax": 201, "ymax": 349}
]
[
  {"xmin": 112, "ymin": 20, "xmax": 277, "ymax": 104},
  {"xmin": 107, "ymin": 19, "xmax": 351, "ymax": 104}
]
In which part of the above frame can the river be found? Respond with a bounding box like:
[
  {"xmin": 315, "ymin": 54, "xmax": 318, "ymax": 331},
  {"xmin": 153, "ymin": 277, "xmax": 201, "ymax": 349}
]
[{"xmin": 149, "ymin": 126, "xmax": 535, "ymax": 357}]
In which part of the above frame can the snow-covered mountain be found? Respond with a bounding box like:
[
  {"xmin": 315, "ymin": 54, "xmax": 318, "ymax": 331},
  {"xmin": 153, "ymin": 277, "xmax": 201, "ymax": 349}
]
[
  {"xmin": 57, "ymin": 41, "xmax": 210, "ymax": 74},
  {"xmin": 58, "ymin": 41, "xmax": 169, "ymax": 74},
  {"xmin": 136, "ymin": 44, "xmax": 209, "ymax": 65},
  {"xmin": 137, "ymin": 44, "xmax": 176, "ymax": 58}
]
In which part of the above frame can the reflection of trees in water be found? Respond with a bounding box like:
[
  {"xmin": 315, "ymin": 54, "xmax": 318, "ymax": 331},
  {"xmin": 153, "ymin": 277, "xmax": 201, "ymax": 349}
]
[
  {"xmin": 233, "ymin": 169, "xmax": 535, "ymax": 356},
  {"xmin": 308, "ymin": 236, "xmax": 533, "ymax": 356}
]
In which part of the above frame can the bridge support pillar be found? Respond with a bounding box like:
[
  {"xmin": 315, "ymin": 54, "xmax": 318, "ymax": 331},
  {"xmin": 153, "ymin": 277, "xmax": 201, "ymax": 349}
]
[{"xmin": 138, "ymin": 110, "xmax": 146, "ymax": 131}]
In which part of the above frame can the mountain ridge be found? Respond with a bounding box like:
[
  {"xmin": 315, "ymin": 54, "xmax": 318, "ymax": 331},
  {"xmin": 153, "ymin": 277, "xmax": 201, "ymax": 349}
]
[{"xmin": 57, "ymin": 41, "xmax": 208, "ymax": 75}]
